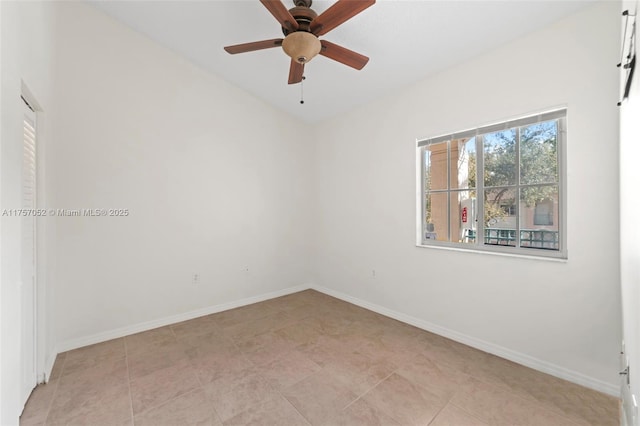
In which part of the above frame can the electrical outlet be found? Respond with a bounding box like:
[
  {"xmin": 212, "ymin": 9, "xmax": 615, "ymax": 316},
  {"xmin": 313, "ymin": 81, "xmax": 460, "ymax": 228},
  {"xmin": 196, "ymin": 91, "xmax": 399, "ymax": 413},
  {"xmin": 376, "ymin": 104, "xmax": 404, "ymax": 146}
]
[
  {"xmin": 244, "ymin": 266, "xmax": 249, "ymax": 273},
  {"xmin": 192, "ymin": 274, "xmax": 200, "ymax": 284}
]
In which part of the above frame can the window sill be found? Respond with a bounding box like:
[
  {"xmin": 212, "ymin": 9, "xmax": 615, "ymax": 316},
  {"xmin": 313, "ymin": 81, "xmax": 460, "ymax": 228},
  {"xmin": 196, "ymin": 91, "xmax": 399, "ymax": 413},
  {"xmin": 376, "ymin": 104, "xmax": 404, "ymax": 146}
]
[{"xmin": 415, "ymin": 242, "xmax": 568, "ymax": 262}]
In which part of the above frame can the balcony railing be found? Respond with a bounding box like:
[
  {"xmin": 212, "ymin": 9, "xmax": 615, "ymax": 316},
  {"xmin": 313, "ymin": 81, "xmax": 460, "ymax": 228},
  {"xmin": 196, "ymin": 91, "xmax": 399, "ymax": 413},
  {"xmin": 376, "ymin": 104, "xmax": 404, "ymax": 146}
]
[{"xmin": 465, "ymin": 228, "xmax": 559, "ymax": 250}]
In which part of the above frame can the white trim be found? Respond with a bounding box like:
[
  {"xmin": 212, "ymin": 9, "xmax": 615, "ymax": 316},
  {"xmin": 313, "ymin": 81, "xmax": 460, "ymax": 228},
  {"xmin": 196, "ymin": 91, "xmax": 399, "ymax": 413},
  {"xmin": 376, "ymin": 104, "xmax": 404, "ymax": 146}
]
[
  {"xmin": 55, "ymin": 284, "xmax": 311, "ymax": 353},
  {"xmin": 42, "ymin": 351, "xmax": 57, "ymax": 384},
  {"xmin": 415, "ymin": 242, "xmax": 568, "ymax": 263},
  {"xmin": 310, "ymin": 284, "xmax": 619, "ymax": 397}
]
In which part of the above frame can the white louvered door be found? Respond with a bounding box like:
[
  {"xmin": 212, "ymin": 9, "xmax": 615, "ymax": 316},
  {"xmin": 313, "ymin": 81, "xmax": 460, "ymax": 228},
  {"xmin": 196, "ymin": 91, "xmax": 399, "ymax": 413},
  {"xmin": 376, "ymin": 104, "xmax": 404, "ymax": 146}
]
[{"xmin": 21, "ymin": 99, "xmax": 37, "ymax": 408}]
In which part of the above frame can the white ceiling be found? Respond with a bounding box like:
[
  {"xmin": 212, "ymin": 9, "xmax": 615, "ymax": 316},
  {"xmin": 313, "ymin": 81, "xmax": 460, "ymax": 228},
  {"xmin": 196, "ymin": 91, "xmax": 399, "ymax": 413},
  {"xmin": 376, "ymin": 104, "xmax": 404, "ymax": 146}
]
[{"xmin": 88, "ymin": 0, "xmax": 594, "ymax": 123}]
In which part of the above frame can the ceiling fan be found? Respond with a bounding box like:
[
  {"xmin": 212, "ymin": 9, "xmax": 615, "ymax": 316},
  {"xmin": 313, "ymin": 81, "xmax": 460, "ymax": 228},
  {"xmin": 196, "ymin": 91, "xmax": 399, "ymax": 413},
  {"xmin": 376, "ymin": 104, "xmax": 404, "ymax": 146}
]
[{"xmin": 224, "ymin": 0, "xmax": 375, "ymax": 84}]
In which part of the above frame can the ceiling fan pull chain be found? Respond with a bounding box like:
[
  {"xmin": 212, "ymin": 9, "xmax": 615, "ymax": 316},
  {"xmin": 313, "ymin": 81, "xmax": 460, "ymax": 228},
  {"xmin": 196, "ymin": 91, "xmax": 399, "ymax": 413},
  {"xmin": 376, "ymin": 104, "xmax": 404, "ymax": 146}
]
[{"xmin": 300, "ymin": 76, "xmax": 306, "ymax": 104}]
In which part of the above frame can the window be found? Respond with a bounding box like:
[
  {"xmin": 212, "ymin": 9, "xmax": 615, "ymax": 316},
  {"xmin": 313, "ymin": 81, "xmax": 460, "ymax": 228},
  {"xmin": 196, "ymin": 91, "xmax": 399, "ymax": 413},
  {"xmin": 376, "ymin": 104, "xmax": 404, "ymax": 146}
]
[{"xmin": 417, "ymin": 109, "xmax": 566, "ymax": 258}]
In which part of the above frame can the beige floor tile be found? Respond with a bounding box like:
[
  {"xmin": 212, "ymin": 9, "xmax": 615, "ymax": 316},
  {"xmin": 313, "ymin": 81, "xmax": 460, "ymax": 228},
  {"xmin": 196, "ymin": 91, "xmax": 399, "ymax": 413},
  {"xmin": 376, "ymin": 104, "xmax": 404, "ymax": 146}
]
[
  {"xmin": 463, "ymin": 352, "xmax": 539, "ymax": 393},
  {"xmin": 297, "ymin": 335, "xmax": 356, "ymax": 367},
  {"xmin": 356, "ymin": 336, "xmax": 419, "ymax": 367},
  {"xmin": 396, "ymin": 353, "xmax": 471, "ymax": 399},
  {"xmin": 331, "ymin": 326, "xmax": 381, "ymax": 349},
  {"xmin": 20, "ymin": 291, "xmax": 619, "ymax": 426},
  {"xmin": 55, "ymin": 356, "xmax": 129, "ymax": 397},
  {"xmin": 513, "ymin": 374, "xmax": 619, "ymax": 426},
  {"xmin": 326, "ymin": 398, "xmax": 402, "ymax": 426},
  {"xmin": 19, "ymin": 380, "xmax": 58, "ymax": 426},
  {"xmin": 200, "ymin": 363, "xmax": 262, "ymax": 401},
  {"xmin": 134, "ymin": 388, "xmax": 221, "ymax": 426},
  {"xmin": 429, "ymin": 403, "xmax": 488, "ymax": 426},
  {"xmin": 130, "ymin": 360, "xmax": 200, "ymax": 414},
  {"xmin": 323, "ymin": 350, "xmax": 397, "ymax": 396},
  {"xmin": 48, "ymin": 409, "xmax": 133, "ymax": 426},
  {"xmin": 255, "ymin": 350, "xmax": 321, "ymax": 391},
  {"xmin": 274, "ymin": 319, "xmax": 326, "ymax": 347},
  {"xmin": 303, "ymin": 314, "xmax": 354, "ymax": 336},
  {"xmin": 282, "ymin": 369, "xmax": 359, "ymax": 425},
  {"xmin": 61, "ymin": 338, "xmax": 126, "ymax": 377},
  {"xmin": 235, "ymin": 331, "xmax": 298, "ymax": 366},
  {"xmin": 125, "ymin": 326, "xmax": 178, "ymax": 356},
  {"xmin": 223, "ymin": 394, "xmax": 309, "ymax": 426},
  {"xmin": 190, "ymin": 349, "xmax": 254, "ymax": 387},
  {"xmin": 419, "ymin": 337, "xmax": 491, "ymax": 375},
  {"xmin": 362, "ymin": 373, "xmax": 447, "ymax": 425},
  {"xmin": 171, "ymin": 315, "xmax": 223, "ymax": 341},
  {"xmin": 450, "ymin": 378, "xmax": 583, "ymax": 426},
  {"xmin": 127, "ymin": 342, "xmax": 190, "ymax": 380},
  {"xmin": 467, "ymin": 359, "xmax": 617, "ymax": 426},
  {"xmin": 279, "ymin": 303, "xmax": 317, "ymax": 321},
  {"xmin": 18, "ymin": 417, "xmax": 44, "ymax": 426},
  {"xmin": 211, "ymin": 303, "xmax": 278, "ymax": 328},
  {"xmin": 180, "ymin": 329, "xmax": 239, "ymax": 353},
  {"xmin": 221, "ymin": 311, "xmax": 297, "ymax": 343},
  {"xmin": 46, "ymin": 381, "xmax": 132, "ymax": 425},
  {"xmin": 203, "ymin": 370, "xmax": 279, "ymax": 421}
]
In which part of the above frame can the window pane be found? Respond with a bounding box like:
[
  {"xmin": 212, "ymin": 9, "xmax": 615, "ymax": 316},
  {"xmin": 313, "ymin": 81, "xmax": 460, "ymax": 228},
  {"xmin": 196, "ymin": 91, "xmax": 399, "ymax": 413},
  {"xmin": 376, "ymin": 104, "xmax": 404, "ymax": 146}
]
[
  {"xmin": 450, "ymin": 191, "xmax": 476, "ymax": 244},
  {"xmin": 520, "ymin": 120, "xmax": 558, "ymax": 185},
  {"xmin": 451, "ymin": 137, "xmax": 476, "ymax": 190},
  {"xmin": 520, "ymin": 185, "xmax": 559, "ymax": 250},
  {"xmin": 425, "ymin": 192, "xmax": 448, "ymax": 242},
  {"xmin": 425, "ymin": 142, "xmax": 448, "ymax": 191},
  {"xmin": 484, "ymin": 187, "xmax": 516, "ymax": 247},
  {"xmin": 483, "ymin": 129, "xmax": 516, "ymax": 187}
]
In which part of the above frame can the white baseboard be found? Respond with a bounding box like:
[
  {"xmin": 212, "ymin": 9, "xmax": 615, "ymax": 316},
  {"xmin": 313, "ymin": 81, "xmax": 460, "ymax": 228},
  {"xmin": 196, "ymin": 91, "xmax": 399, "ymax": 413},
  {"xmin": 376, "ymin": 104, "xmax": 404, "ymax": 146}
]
[
  {"xmin": 55, "ymin": 284, "xmax": 311, "ymax": 354},
  {"xmin": 311, "ymin": 284, "xmax": 619, "ymax": 398},
  {"xmin": 43, "ymin": 350, "xmax": 57, "ymax": 383}
]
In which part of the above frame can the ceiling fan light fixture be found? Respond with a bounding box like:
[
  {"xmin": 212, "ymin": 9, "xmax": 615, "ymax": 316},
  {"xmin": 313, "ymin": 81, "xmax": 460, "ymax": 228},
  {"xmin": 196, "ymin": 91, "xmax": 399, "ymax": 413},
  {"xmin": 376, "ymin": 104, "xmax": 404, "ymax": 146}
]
[{"xmin": 282, "ymin": 31, "xmax": 321, "ymax": 64}]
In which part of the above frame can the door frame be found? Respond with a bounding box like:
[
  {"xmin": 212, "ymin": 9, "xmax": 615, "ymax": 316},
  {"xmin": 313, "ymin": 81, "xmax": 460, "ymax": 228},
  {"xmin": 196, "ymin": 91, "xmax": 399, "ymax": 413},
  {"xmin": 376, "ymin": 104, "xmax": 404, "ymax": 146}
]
[{"xmin": 20, "ymin": 94, "xmax": 38, "ymax": 408}]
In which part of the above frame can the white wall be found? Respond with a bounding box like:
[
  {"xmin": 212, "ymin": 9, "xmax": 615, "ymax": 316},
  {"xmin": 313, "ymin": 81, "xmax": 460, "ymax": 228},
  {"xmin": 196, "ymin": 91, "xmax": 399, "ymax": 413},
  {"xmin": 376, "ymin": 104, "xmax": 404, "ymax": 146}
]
[
  {"xmin": 49, "ymin": 2, "xmax": 313, "ymax": 346},
  {"xmin": 0, "ymin": 1, "xmax": 56, "ymax": 423},
  {"xmin": 619, "ymin": 0, "xmax": 639, "ymax": 422},
  {"xmin": 311, "ymin": 1, "xmax": 621, "ymax": 393}
]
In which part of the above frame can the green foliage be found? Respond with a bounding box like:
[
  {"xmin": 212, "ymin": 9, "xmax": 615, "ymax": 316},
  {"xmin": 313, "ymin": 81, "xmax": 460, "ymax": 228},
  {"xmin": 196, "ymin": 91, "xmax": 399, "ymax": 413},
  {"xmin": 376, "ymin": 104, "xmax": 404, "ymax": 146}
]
[
  {"xmin": 468, "ymin": 121, "xmax": 558, "ymax": 224},
  {"xmin": 484, "ymin": 122, "xmax": 557, "ymax": 221}
]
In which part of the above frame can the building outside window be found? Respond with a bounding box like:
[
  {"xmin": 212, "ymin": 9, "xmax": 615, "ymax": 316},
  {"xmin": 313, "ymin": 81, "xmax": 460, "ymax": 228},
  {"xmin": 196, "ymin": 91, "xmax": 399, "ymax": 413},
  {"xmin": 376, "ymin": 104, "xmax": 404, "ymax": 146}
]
[{"xmin": 417, "ymin": 109, "xmax": 566, "ymax": 258}]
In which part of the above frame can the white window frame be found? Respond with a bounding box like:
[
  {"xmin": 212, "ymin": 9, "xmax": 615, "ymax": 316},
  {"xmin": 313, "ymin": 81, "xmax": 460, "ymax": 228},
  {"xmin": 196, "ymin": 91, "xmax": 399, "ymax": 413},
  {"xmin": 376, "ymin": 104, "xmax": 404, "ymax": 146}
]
[{"xmin": 416, "ymin": 108, "xmax": 567, "ymax": 260}]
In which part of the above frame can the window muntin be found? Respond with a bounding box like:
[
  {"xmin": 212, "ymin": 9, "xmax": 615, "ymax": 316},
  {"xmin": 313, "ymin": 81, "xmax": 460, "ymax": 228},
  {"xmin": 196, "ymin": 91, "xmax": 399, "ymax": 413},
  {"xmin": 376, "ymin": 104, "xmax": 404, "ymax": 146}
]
[{"xmin": 418, "ymin": 109, "xmax": 565, "ymax": 258}]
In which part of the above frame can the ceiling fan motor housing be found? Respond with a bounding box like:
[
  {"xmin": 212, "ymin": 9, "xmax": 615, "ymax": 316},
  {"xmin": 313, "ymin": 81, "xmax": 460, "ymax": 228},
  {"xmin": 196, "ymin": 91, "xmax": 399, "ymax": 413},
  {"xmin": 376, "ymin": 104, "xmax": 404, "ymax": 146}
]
[
  {"xmin": 282, "ymin": 5, "xmax": 318, "ymax": 34},
  {"xmin": 281, "ymin": 2, "xmax": 320, "ymax": 64}
]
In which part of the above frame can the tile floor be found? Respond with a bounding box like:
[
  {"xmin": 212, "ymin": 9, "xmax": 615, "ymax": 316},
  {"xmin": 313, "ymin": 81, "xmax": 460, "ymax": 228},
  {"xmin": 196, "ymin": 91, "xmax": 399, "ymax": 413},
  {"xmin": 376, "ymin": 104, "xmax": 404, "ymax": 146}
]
[{"xmin": 20, "ymin": 290, "xmax": 619, "ymax": 425}]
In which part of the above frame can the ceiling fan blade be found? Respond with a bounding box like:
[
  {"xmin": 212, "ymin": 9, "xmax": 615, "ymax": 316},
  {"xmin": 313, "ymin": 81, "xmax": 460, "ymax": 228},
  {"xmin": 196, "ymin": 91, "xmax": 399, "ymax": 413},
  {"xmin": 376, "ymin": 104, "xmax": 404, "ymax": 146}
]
[
  {"xmin": 288, "ymin": 60, "xmax": 304, "ymax": 84},
  {"xmin": 260, "ymin": 0, "xmax": 299, "ymax": 32},
  {"xmin": 224, "ymin": 39, "xmax": 283, "ymax": 54},
  {"xmin": 320, "ymin": 40, "xmax": 369, "ymax": 70},
  {"xmin": 310, "ymin": 0, "xmax": 375, "ymax": 36}
]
